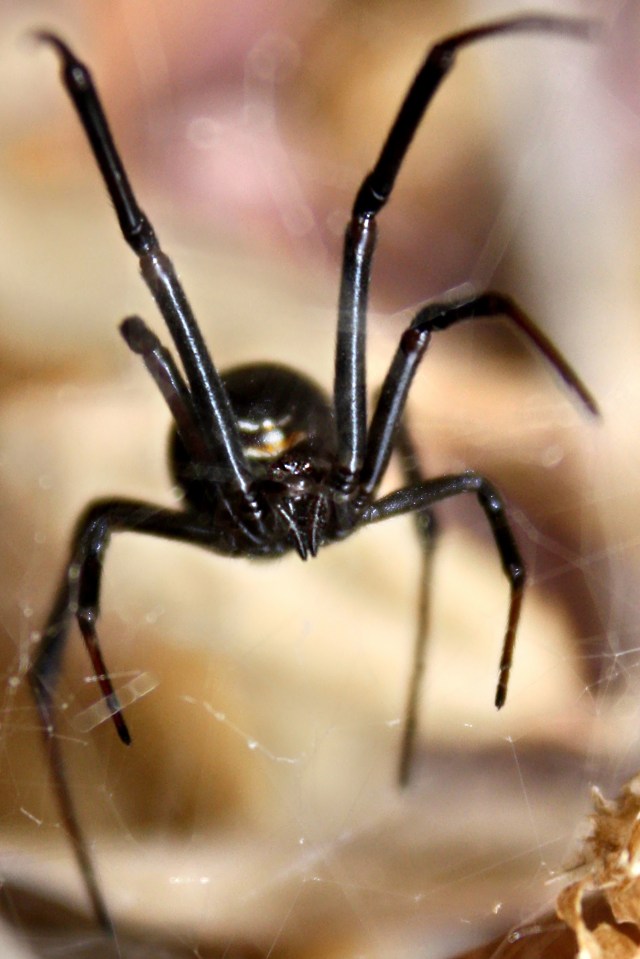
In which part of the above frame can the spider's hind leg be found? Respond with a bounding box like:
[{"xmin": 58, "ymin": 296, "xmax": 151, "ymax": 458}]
[{"xmin": 393, "ymin": 420, "xmax": 437, "ymax": 787}]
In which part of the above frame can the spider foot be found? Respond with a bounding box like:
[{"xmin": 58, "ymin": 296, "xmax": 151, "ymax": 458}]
[{"xmin": 77, "ymin": 608, "xmax": 132, "ymax": 745}]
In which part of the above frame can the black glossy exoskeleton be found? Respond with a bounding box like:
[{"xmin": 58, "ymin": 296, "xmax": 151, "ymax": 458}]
[{"xmin": 29, "ymin": 15, "xmax": 598, "ymax": 935}]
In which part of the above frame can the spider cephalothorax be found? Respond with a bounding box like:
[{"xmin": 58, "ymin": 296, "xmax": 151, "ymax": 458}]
[{"xmin": 169, "ymin": 362, "xmax": 343, "ymax": 558}]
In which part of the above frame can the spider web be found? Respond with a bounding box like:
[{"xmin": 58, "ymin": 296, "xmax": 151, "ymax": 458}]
[{"xmin": 0, "ymin": 1, "xmax": 638, "ymax": 957}]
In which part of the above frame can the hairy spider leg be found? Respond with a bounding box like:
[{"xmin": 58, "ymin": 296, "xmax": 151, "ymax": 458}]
[
  {"xmin": 333, "ymin": 14, "xmax": 595, "ymax": 490},
  {"xmin": 35, "ymin": 33, "xmax": 260, "ymax": 515}
]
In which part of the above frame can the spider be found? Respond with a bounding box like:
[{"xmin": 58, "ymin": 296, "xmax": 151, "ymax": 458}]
[{"xmin": 29, "ymin": 14, "xmax": 598, "ymax": 935}]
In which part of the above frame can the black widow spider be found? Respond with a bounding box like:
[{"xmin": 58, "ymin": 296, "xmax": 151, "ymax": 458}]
[{"xmin": 29, "ymin": 13, "xmax": 598, "ymax": 935}]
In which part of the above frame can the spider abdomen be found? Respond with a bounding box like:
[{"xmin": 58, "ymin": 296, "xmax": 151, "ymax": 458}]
[{"xmin": 221, "ymin": 363, "xmax": 335, "ymax": 466}]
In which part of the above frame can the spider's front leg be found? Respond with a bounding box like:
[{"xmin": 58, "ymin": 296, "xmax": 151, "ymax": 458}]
[
  {"xmin": 36, "ymin": 33, "xmax": 259, "ymax": 517},
  {"xmin": 332, "ymin": 14, "xmax": 595, "ymax": 490}
]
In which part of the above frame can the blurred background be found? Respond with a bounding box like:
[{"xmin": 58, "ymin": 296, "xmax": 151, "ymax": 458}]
[{"xmin": 0, "ymin": 0, "xmax": 637, "ymax": 956}]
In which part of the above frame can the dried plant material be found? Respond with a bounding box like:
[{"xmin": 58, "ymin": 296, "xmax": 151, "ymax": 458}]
[
  {"xmin": 556, "ymin": 776, "xmax": 640, "ymax": 958},
  {"xmin": 450, "ymin": 896, "xmax": 628, "ymax": 959}
]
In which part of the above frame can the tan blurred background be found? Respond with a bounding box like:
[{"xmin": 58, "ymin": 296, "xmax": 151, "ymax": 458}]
[{"xmin": 0, "ymin": 0, "xmax": 637, "ymax": 956}]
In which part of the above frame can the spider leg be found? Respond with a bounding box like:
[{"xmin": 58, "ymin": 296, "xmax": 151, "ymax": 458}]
[
  {"xmin": 360, "ymin": 287, "xmax": 598, "ymax": 779},
  {"xmin": 361, "ymin": 292, "xmax": 598, "ymax": 497},
  {"xmin": 393, "ymin": 421, "xmax": 437, "ymax": 786},
  {"xmin": 29, "ymin": 579, "xmax": 116, "ymax": 936},
  {"xmin": 363, "ymin": 472, "xmax": 525, "ymax": 772},
  {"xmin": 31, "ymin": 499, "xmax": 223, "ymax": 744},
  {"xmin": 333, "ymin": 14, "xmax": 594, "ymax": 489},
  {"xmin": 29, "ymin": 498, "xmax": 224, "ymax": 932},
  {"xmin": 416, "ymin": 293, "xmax": 598, "ymax": 413},
  {"xmin": 120, "ymin": 315, "xmax": 212, "ymax": 466},
  {"xmin": 35, "ymin": 34, "xmax": 259, "ymax": 514}
]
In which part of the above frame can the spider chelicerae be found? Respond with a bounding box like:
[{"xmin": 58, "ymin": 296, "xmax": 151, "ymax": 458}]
[{"xmin": 29, "ymin": 13, "xmax": 598, "ymax": 935}]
